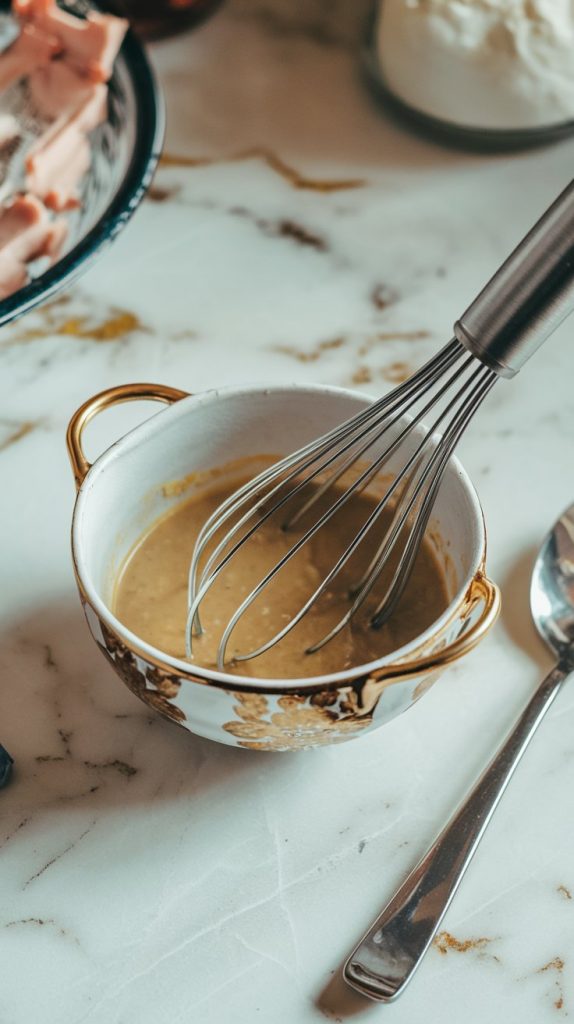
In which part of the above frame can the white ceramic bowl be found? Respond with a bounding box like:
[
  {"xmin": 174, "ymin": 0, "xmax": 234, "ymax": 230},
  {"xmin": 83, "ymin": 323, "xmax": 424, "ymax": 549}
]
[{"xmin": 67, "ymin": 382, "xmax": 500, "ymax": 751}]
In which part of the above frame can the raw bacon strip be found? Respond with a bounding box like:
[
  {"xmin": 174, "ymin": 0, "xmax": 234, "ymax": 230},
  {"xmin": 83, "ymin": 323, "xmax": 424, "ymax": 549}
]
[
  {"xmin": 0, "ymin": 192, "xmax": 61, "ymax": 258},
  {"xmin": 0, "ymin": 193, "xmax": 66, "ymax": 297},
  {"xmin": 14, "ymin": 0, "xmax": 127, "ymax": 82},
  {"xmin": 0, "ymin": 21, "xmax": 60, "ymax": 91},
  {"xmin": 0, "ymin": 252, "xmax": 28, "ymax": 297},
  {"xmin": 28, "ymin": 60, "xmax": 98, "ymax": 120},
  {"xmin": 25, "ymin": 83, "xmax": 106, "ymax": 208},
  {"xmin": 43, "ymin": 133, "xmax": 90, "ymax": 210},
  {"xmin": 27, "ymin": 127, "xmax": 89, "ymax": 210}
]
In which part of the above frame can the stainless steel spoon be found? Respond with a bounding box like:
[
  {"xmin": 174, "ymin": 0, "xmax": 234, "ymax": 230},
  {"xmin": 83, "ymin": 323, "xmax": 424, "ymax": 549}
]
[{"xmin": 344, "ymin": 503, "xmax": 574, "ymax": 1002}]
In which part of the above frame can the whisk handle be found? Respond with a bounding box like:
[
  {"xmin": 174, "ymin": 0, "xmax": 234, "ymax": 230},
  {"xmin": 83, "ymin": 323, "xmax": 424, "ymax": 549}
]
[{"xmin": 455, "ymin": 178, "xmax": 574, "ymax": 378}]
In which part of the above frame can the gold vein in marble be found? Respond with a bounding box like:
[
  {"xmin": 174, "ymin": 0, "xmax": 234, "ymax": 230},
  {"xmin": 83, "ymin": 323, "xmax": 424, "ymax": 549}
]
[
  {"xmin": 0, "ymin": 419, "xmax": 39, "ymax": 452},
  {"xmin": 381, "ymin": 361, "xmax": 414, "ymax": 384},
  {"xmin": 433, "ymin": 931, "xmax": 496, "ymax": 956},
  {"xmin": 350, "ymin": 365, "xmax": 373, "ymax": 385},
  {"xmin": 271, "ymin": 336, "xmax": 346, "ymax": 363},
  {"xmin": 536, "ymin": 957, "xmax": 566, "ymax": 1012},
  {"xmin": 160, "ymin": 147, "xmax": 365, "ymax": 193},
  {"xmin": 358, "ymin": 330, "xmax": 430, "ymax": 357},
  {"xmin": 2, "ymin": 301, "xmax": 149, "ymax": 347}
]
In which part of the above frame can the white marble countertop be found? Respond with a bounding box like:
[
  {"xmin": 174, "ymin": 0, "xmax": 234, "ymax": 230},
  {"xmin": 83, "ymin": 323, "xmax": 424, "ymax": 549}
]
[{"xmin": 1, "ymin": 2, "xmax": 574, "ymax": 1021}]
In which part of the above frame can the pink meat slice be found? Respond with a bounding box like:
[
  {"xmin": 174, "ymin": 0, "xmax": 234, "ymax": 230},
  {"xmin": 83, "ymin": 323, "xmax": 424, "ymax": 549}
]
[
  {"xmin": 0, "ymin": 193, "xmax": 66, "ymax": 297},
  {"xmin": 25, "ymin": 83, "xmax": 106, "ymax": 208},
  {"xmin": 44, "ymin": 133, "xmax": 91, "ymax": 210},
  {"xmin": 0, "ymin": 253, "xmax": 28, "ymax": 297},
  {"xmin": 28, "ymin": 59, "xmax": 98, "ymax": 120},
  {"xmin": 14, "ymin": 0, "xmax": 127, "ymax": 82},
  {"xmin": 0, "ymin": 21, "xmax": 60, "ymax": 91}
]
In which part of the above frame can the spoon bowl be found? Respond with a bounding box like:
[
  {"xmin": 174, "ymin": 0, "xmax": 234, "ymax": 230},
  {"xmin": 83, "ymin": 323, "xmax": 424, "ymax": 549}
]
[{"xmin": 531, "ymin": 503, "xmax": 574, "ymax": 656}]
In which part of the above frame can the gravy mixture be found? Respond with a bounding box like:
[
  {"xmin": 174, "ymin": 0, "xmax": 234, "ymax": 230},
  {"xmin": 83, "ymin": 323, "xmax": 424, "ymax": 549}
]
[{"xmin": 113, "ymin": 471, "xmax": 450, "ymax": 679}]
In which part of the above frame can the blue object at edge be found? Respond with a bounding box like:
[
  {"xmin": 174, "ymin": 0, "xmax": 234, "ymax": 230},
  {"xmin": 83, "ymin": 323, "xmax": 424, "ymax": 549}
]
[{"xmin": 0, "ymin": 745, "xmax": 13, "ymax": 788}]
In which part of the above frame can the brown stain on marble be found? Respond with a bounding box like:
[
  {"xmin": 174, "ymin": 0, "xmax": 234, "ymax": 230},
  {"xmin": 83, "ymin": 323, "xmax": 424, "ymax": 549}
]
[
  {"xmin": 230, "ymin": 206, "xmax": 327, "ymax": 251},
  {"xmin": 358, "ymin": 329, "xmax": 430, "ymax": 357},
  {"xmin": 24, "ymin": 823, "xmax": 94, "ymax": 888},
  {"xmin": 371, "ymin": 284, "xmax": 399, "ymax": 310},
  {"xmin": 350, "ymin": 365, "xmax": 373, "ymax": 385},
  {"xmin": 536, "ymin": 958, "xmax": 566, "ymax": 1012},
  {"xmin": 58, "ymin": 728, "xmax": 72, "ymax": 756},
  {"xmin": 4, "ymin": 917, "xmax": 82, "ymax": 949},
  {"xmin": 160, "ymin": 147, "xmax": 365, "ymax": 193},
  {"xmin": 381, "ymin": 361, "xmax": 414, "ymax": 384},
  {"xmin": 276, "ymin": 219, "xmax": 326, "ymax": 251},
  {"xmin": 170, "ymin": 329, "xmax": 198, "ymax": 342},
  {"xmin": 558, "ymin": 885, "xmax": 572, "ymax": 900},
  {"xmin": 44, "ymin": 644, "xmax": 57, "ymax": 670},
  {"xmin": 229, "ymin": 203, "xmax": 329, "ymax": 251},
  {"xmin": 433, "ymin": 931, "xmax": 494, "ymax": 956},
  {"xmin": 146, "ymin": 184, "xmax": 180, "ymax": 202},
  {"xmin": 83, "ymin": 759, "xmax": 137, "ymax": 777},
  {"xmin": 377, "ymin": 330, "xmax": 430, "ymax": 342},
  {"xmin": 272, "ymin": 336, "xmax": 346, "ymax": 363},
  {"xmin": 0, "ymin": 419, "xmax": 38, "ymax": 452},
  {"xmin": 6, "ymin": 917, "xmax": 51, "ymax": 927},
  {"xmin": 0, "ymin": 817, "xmax": 29, "ymax": 850}
]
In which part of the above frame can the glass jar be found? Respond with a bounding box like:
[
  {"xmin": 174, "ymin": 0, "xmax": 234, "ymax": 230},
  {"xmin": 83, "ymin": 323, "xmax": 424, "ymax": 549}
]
[{"xmin": 364, "ymin": 1, "xmax": 574, "ymax": 151}]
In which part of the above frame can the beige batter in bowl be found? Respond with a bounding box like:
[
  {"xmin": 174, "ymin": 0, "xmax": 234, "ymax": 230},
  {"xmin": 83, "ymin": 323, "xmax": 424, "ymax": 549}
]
[{"xmin": 67, "ymin": 382, "xmax": 500, "ymax": 752}]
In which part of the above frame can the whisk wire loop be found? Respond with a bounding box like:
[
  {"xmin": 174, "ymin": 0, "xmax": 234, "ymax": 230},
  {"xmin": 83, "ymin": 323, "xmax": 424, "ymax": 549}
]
[
  {"xmin": 220, "ymin": 354, "xmax": 477, "ymax": 665},
  {"xmin": 227, "ymin": 359, "xmax": 493, "ymax": 665},
  {"xmin": 185, "ymin": 340, "xmax": 497, "ymax": 670},
  {"xmin": 186, "ymin": 340, "xmax": 463, "ymax": 651},
  {"xmin": 308, "ymin": 365, "xmax": 496, "ymax": 652}
]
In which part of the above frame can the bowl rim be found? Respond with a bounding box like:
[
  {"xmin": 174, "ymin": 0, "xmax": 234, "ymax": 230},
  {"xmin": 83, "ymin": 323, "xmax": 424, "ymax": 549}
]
[
  {"xmin": 0, "ymin": 15, "xmax": 165, "ymax": 328},
  {"xmin": 71, "ymin": 382, "xmax": 488, "ymax": 692}
]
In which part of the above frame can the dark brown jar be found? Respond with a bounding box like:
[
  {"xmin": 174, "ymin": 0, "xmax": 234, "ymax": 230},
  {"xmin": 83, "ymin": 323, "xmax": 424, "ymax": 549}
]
[{"xmin": 106, "ymin": 0, "xmax": 224, "ymax": 40}]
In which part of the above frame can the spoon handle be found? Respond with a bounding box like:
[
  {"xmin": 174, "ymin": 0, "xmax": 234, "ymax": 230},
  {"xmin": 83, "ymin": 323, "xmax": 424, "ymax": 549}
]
[{"xmin": 344, "ymin": 661, "xmax": 570, "ymax": 1002}]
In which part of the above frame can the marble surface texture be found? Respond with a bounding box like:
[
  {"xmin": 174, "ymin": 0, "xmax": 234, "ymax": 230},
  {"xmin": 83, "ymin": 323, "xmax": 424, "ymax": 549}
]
[{"xmin": 1, "ymin": 1, "xmax": 574, "ymax": 1021}]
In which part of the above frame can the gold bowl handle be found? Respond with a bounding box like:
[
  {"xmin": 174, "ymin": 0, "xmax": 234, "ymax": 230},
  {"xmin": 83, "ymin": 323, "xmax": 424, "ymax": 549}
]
[
  {"xmin": 66, "ymin": 382, "xmax": 189, "ymax": 489},
  {"xmin": 373, "ymin": 574, "xmax": 501, "ymax": 682}
]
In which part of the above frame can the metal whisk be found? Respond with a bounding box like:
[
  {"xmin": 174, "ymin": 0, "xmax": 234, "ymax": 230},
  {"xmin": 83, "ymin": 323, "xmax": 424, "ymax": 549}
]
[{"xmin": 187, "ymin": 179, "xmax": 574, "ymax": 670}]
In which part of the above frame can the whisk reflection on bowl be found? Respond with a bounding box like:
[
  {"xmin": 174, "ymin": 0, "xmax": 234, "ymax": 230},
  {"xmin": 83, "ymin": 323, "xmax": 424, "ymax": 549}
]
[{"xmin": 187, "ymin": 179, "xmax": 574, "ymax": 670}]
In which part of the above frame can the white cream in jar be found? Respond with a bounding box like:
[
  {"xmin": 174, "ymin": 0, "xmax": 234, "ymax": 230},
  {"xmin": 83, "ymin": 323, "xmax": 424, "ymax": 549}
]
[{"xmin": 376, "ymin": 0, "xmax": 574, "ymax": 131}]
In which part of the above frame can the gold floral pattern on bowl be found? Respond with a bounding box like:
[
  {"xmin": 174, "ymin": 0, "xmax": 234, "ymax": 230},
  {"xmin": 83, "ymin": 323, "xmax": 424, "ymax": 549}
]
[
  {"xmin": 94, "ymin": 615, "xmax": 187, "ymax": 725},
  {"xmin": 223, "ymin": 691, "xmax": 371, "ymax": 751}
]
